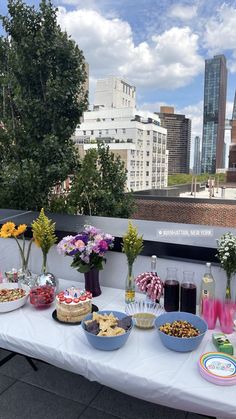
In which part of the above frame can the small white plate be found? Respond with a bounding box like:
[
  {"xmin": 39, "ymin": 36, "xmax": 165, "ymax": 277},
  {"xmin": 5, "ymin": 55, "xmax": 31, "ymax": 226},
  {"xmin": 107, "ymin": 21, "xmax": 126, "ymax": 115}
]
[{"xmin": 0, "ymin": 283, "xmax": 29, "ymax": 313}]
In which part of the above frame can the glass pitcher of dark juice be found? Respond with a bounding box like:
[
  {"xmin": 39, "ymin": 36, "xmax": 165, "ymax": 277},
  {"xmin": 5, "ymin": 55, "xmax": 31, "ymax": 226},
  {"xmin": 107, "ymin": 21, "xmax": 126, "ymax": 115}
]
[
  {"xmin": 180, "ymin": 271, "xmax": 197, "ymax": 314},
  {"xmin": 164, "ymin": 268, "xmax": 179, "ymax": 312}
]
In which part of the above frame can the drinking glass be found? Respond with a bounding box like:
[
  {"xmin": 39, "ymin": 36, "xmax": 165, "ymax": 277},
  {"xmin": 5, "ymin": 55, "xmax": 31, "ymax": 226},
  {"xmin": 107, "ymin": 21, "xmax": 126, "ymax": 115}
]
[
  {"xmin": 218, "ymin": 300, "xmax": 236, "ymax": 334},
  {"xmin": 201, "ymin": 298, "xmax": 217, "ymax": 329}
]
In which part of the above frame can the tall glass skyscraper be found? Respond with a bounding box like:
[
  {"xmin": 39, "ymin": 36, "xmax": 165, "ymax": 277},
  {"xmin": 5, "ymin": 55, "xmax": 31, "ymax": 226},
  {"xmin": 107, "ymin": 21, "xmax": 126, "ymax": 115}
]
[{"xmin": 201, "ymin": 55, "xmax": 227, "ymax": 173}]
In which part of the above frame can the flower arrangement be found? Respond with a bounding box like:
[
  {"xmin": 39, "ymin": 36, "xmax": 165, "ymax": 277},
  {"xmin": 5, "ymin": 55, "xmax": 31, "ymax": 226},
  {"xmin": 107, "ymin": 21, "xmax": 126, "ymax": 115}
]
[
  {"xmin": 0, "ymin": 222, "xmax": 32, "ymax": 271},
  {"xmin": 122, "ymin": 221, "xmax": 143, "ymax": 303},
  {"xmin": 31, "ymin": 209, "xmax": 57, "ymax": 273},
  {"xmin": 57, "ymin": 225, "xmax": 114, "ymax": 273},
  {"xmin": 216, "ymin": 232, "xmax": 236, "ymax": 299},
  {"xmin": 122, "ymin": 221, "xmax": 143, "ymax": 269}
]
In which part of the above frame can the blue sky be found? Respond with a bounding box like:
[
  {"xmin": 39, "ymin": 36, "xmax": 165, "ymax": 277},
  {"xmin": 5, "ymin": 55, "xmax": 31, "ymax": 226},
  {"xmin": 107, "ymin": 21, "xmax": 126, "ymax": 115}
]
[{"xmin": 1, "ymin": 0, "xmax": 236, "ymax": 141}]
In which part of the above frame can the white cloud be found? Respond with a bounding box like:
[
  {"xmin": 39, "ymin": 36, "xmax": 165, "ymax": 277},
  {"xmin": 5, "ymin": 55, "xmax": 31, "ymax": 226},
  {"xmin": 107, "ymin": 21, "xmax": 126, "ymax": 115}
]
[
  {"xmin": 169, "ymin": 4, "xmax": 198, "ymax": 21},
  {"xmin": 57, "ymin": 7, "xmax": 204, "ymax": 90},
  {"xmin": 204, "ymin": 4, "xmax": 236, "ymax": 72}
]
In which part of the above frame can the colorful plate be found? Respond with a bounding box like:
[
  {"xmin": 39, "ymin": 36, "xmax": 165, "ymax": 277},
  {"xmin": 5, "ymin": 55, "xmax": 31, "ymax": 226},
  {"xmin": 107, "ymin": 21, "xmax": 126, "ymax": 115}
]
[{"xmin": 199, "ymin": 352, "xmax": 236, "ymax": 385}]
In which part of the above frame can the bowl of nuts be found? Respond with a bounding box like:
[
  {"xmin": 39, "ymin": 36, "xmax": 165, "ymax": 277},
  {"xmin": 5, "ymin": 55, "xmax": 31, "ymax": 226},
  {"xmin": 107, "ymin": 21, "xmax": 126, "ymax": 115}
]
[
  {"xmin": 0, "ymin": 283, "xmax": 29, "ymax": 313},
  {"xmin": 154, "ymin": 311, "xmax": 208, "ymax": 352}
]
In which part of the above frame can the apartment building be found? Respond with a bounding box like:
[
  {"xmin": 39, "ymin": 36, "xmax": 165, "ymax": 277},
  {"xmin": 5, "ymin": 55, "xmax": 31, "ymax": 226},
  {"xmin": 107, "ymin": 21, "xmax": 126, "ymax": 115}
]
[
  {"xmin": 74, "ymin": 107, "xmax": 168, "ymax": 191},
  {"xmin": 156, "ymin": 106, "xmax": 191, "ymax": 174},
  {"xmin": 94, "ymin": 76, "xmax": 136, "ymax": 109}
]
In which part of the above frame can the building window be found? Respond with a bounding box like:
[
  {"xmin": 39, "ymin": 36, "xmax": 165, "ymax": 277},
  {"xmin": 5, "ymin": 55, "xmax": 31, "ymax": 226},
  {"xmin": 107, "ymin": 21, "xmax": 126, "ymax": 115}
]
[
  {"xmin": 147, "ymin": 130, "xmax": 150, "ymax": 135},
  {"xmin": 83, "ymin": 131, "xmax": 86, "ymax": 135},
  {"xmin": 147, "ymin": 140, "xmax": 150, "ymax": 145},
  {"xmin": 146, "ymin": 181, "xmax": 149, "ymax": 186},
  {"xmin": 146, "ymin": 171, "xmax": 149, "ymax": 176},
  {"xmin": 122, "ymin": 129, "xmax": 126, "ymax": 134},
  {"xmin": 146, "ymin": 162, "xmax": 149, "ymax": 166},
  {"xmin": 99, "ymin": 131, "xmax": 102, "ymax": 136},
  {"xmin": 91, "ymin": 130, "xmax": 94, "ymax": 135},
  {"xmin": 111, "ymin": 118, "xmax": 114, "ymax": 121},
  {"xmin": 105, "ymin": 130, "xmax": 109, "ymax": 135}
]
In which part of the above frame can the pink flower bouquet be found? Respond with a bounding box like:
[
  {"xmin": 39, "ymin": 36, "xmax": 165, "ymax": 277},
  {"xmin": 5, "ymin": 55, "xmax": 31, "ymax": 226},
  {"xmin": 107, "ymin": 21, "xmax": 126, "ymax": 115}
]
[{"xmin": 57, "ymin": 225, "xmax": 114, "ymax": 273}]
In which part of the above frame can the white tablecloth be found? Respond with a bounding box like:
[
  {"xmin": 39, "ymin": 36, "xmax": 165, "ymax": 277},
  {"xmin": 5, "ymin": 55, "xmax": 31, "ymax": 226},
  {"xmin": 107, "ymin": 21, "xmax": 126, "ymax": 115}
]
[{"xmin": 0, "ymin": 279, "xmax": 235, "ymax": 419}]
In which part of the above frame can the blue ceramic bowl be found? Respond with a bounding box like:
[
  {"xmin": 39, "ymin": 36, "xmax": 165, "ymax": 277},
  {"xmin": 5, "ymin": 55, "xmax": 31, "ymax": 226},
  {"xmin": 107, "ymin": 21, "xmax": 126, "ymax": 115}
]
[
  {"xmin": 81, "ymin": 310, "xmax": 133, "ymax": 351},
  {"xmin": 155, "ymin": 311, "xmax": 208, "ymax": 352}
]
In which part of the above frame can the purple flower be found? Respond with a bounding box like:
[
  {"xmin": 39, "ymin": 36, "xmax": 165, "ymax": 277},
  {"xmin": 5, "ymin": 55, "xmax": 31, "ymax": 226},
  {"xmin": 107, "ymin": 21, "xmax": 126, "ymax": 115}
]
[
  {"xmin": 84, "ymin": 225, "xmax": 100, "ymax": 236},
  {"xmin": 57, "ymin": 236, "xmax": 75, "ymax": 255},
  {"xmin": 99, "ymin": 240, "xmax": 108, "ymax": 251}
]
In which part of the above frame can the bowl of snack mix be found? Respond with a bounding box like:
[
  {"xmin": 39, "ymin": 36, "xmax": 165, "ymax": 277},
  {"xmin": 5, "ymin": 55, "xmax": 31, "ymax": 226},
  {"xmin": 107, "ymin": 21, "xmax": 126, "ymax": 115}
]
[
  {"xmin": 81, "ymin": 310, "xmax": 133, "ymax": 351},
  {"xmin": 0, "ymin": 283, "xmax": 29, "ymax": 313},
  {"xmin": 155, "ymin": 311, "xmax": 208, "ymax": 352}
]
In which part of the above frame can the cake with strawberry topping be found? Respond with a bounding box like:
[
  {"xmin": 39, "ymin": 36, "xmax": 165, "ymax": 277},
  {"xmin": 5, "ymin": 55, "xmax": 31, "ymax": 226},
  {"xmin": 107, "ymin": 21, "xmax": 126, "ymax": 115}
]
[{"xmin": 56, "ymin": 287, "xmax": 92, "ymax": 323}]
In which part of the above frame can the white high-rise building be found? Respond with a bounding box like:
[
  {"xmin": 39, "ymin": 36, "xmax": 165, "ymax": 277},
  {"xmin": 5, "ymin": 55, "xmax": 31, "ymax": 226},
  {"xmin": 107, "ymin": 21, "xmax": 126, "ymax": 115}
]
[
  {"xmin": 94, "ymin": 76, "xmax": 136, "ymax": 109},
  {"xmin": 74, "ymin": 77, "xmax": 168, "ymax": 191}
]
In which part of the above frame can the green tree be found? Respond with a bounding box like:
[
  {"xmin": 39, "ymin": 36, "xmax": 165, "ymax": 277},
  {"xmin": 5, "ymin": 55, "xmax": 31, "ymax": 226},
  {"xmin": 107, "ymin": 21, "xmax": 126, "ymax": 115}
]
[
  {"xmin": 0, "ymin": 0, "xmax": 88, "ymax": 210},
  {"xmin": 66, "ymin": 143, "xmax": 135, "ymax": 218}
]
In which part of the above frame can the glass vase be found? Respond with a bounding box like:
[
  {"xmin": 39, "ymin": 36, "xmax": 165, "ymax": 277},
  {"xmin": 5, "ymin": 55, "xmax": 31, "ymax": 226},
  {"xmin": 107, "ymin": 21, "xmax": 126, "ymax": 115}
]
[
  {"xmin": 18, "ymin": 268, "xmax": 34, "ymax": 288},
  {"xmin": 84, "ymin": 268, "xmax": 101, "ymax": 297},
  {"xmin": 225, "ymin": 275, "xmax": 232, "ymax": 300},
  {"xmin": 125, "ymin": 263, "xmax": 135, "ymax": 304}
]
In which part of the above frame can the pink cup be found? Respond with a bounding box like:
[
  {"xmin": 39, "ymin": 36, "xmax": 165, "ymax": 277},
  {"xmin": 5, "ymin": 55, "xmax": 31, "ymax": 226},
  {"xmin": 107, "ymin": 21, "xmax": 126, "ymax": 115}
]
[
  {"xmin": 202, "ymin": 298, "xmax": 217, "ymax": 329},
  {"xmin": 218, "ymin": 300, "xmax": 236, "ymax": 334}
]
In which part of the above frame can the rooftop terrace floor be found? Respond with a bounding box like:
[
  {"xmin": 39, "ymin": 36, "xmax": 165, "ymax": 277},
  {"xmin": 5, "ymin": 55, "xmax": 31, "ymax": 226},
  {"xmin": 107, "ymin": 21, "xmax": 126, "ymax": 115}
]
[{"xmin": 0, "ymin": 349, "xmax": 214, "ymax": 419}]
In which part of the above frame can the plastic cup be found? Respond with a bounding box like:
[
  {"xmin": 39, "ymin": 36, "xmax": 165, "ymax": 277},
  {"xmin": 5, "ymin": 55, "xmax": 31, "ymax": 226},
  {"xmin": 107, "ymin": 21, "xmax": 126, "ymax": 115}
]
[
  {"xmin": 218, "ymin": 300, "xmax": 236, "ymax": 334},
  {"xmin": 202, "ymin": 298, "xmax": 217, "ymax": 329}
]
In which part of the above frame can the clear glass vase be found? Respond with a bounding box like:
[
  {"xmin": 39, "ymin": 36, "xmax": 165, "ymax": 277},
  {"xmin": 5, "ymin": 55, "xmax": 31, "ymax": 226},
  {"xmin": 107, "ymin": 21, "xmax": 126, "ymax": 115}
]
[
  {"xmin": 125, "ymin": 263, "xmax": 135, "ymax": 304},
  {"xmin": 225, "ymin": 275, "xmax": 232, "ymax": 300}
]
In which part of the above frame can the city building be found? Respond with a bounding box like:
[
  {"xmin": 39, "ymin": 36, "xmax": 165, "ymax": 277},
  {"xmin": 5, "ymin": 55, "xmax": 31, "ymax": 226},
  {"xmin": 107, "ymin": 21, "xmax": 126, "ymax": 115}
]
[
  {"xmin": 73, "ymin": 77, "xmax": 168, "ymax": 192},
  {"xmin": 193, "ymin": 136, "xmax": 201, "ymax": 174},
  {"xmin": 156, "ymin": 106, "xmax": 191, "ymax": 174},
  {"xmin": 74, "ymin": 107, "xmax": 168, "ymax": 191},
  {"xmin": 94, "ymin": 76, "xmax": 136, "ymax": 109},
  {"xmin": 201, "ymin": 55, "xmax": 227, "ymax": 173},
  {"xmin": 226, "ymin": 90, "xmax": 236, "ymax": 183}
]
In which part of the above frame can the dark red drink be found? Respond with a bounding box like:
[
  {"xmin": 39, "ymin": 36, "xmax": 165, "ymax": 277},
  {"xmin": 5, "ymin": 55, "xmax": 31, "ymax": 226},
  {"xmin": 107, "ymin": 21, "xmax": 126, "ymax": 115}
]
[
  {"xmin": 180, "ymin": 283, "xmax": 197, "ymax": 314},
  {"xmin": 164, "ymin": 280, "xmax": 179, "ymax": 312}
]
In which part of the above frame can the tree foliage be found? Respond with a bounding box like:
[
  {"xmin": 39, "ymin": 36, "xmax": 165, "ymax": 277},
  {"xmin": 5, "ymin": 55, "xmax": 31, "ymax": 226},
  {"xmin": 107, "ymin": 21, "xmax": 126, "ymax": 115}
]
[
  {"xmin": 0, "ymin": 0, "xmax": 88, "ymax": 210},
  {"xmin": 62, "ymin": 143, "xmax": 135, "ymax": 218}
]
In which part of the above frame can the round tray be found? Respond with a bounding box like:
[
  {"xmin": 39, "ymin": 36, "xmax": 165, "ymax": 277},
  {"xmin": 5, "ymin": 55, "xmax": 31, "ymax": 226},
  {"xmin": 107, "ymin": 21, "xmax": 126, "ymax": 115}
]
[
  {"xmin": 52, "ymin": 304, "xmax": 99, "ymax": 325},
  {"xmin": 199, "ymin": 352, "xmax": 236, "ymax": 386}
]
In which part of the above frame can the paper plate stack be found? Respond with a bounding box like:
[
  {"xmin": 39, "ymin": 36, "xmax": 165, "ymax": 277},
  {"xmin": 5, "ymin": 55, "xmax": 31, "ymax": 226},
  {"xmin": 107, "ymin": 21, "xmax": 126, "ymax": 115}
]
[{"xmin": 199, "ymin": 352, "xmax": 236, "ymax": 385}]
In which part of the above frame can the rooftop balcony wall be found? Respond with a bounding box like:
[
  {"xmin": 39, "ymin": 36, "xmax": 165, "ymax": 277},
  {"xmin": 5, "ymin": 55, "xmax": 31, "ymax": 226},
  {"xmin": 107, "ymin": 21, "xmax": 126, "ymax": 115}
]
[{"xmin": 0, "ymin": 210, "xmax": 235, "ymax": 301}]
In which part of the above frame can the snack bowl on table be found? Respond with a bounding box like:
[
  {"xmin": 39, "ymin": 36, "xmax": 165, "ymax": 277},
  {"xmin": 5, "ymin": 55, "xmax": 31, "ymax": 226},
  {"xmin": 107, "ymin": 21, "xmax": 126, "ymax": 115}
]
[
  {"xmin": 0, "ymin": 282, "xmax": 30, "ymax": 313},
  {"xmin": 29, "ymin": 285, "xmax": 56, "ymax": 308},
  {"xmin": 125, "ymin": 300, "xmax": 164, "ymax": 329},
  {"xmin": 81, "ymin": 310, "xmax": 133, "ymax": 351},
  {"xmin": 155, "ymin": 311, "xmax": 208, "ymax": 352}
]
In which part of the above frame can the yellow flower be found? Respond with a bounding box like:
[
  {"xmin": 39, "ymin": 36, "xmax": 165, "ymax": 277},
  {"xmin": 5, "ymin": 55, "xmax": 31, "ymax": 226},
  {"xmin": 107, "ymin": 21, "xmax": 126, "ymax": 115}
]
[
  {"xmin": 13, "ymin": 224, "xmax": 27, "ymax": 237},
  {"xmin": 0, "ymin": 222, "xmax": 16, "ymax": 238},
  {"xmin": 33, "ymin": 236, "xmax": 41, "ymax": 247}
]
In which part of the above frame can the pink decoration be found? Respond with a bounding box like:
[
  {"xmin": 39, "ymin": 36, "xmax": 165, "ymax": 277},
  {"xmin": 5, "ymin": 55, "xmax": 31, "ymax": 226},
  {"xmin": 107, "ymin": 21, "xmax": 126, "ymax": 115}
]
[{"xmin": 135, "ymin": 272, "xmax": 163, "ymax": 302}]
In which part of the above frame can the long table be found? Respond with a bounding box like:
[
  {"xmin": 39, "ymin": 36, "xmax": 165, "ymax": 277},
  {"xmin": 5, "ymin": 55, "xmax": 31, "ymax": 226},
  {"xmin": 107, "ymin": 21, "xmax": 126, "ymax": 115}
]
[{"xmin": 0, "ymin": 279, "xmax": 235, "ymax": 419}]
